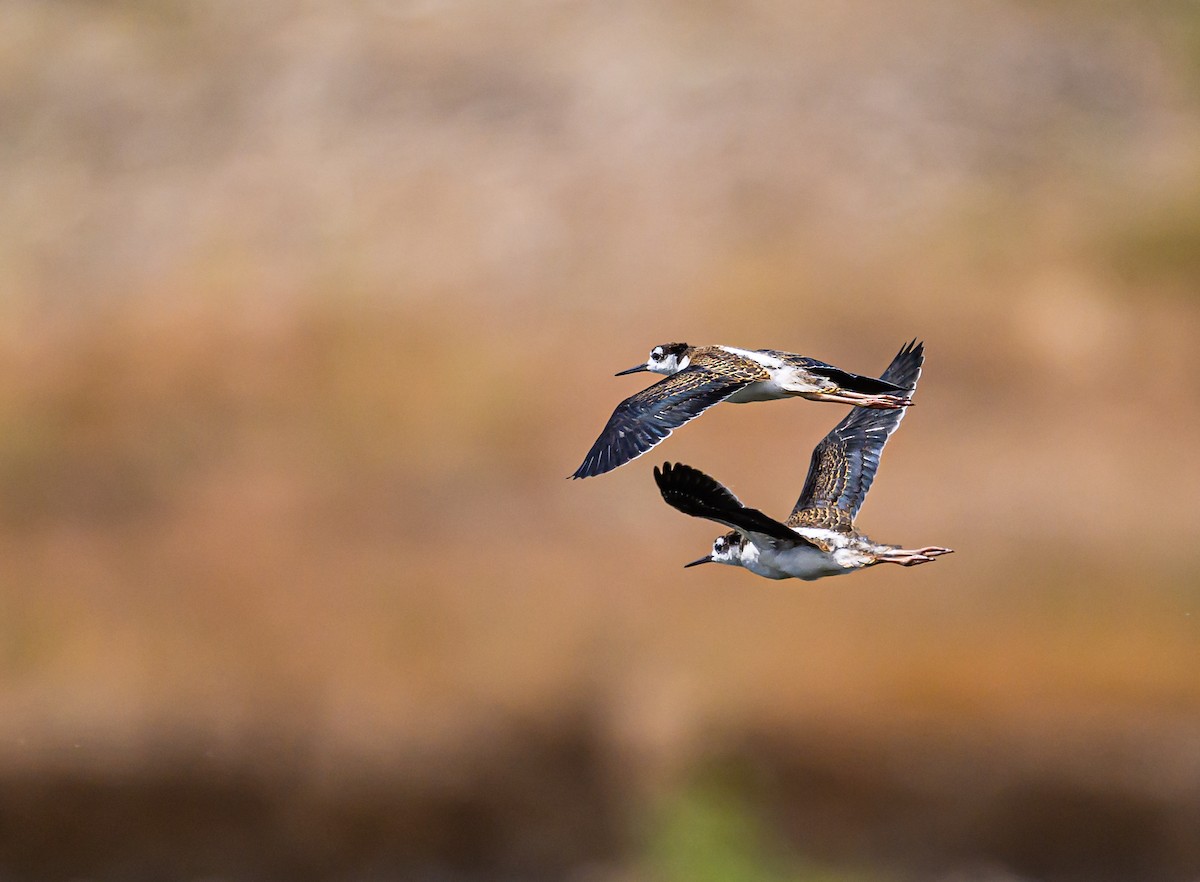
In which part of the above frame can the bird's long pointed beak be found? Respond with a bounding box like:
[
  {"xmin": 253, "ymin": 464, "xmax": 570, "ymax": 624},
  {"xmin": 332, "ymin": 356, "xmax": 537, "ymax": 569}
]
[
  {"xmin": 614, "ymin": 364, "xmax": 649, "ymax": 376},
  {"xmin": 683, "ymin": 555, "xmax": 713, "ymax": 568}
]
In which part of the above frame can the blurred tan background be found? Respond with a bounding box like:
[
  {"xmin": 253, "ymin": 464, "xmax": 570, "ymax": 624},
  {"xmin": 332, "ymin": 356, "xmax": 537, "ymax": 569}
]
[{"xmin": 2, "ymin": 1, "xmax": 1199, "ymax": 880}]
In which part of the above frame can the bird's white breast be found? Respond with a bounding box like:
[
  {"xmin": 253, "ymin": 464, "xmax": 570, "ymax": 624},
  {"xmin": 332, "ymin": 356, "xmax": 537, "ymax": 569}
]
[{"xmin": 736, "ymin": 543, "xmax": 789, "ymax": 579}]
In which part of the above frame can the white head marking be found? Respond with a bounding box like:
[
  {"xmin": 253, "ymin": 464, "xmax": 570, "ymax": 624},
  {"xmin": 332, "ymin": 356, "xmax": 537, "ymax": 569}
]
[
  {"xmin": 709, "ymin": 533, "xmax": 743, "ymax": 566},
  {"xmin": 646, "ymin": 342, "xmax": 690, "ymax": 375}
]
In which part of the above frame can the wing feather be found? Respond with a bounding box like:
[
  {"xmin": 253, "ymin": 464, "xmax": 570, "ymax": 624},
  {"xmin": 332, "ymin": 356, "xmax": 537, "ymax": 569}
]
[
  {"xmin": 654, "ymin": 462, "xmax": 817, "ymax": 547},
  {"xmin": 787, "ymin": 340, "xmax": 924, "ymax": 530},
  {"xmin": 571, "ymin": 368, "xmax": 751, "ymax": 479}
]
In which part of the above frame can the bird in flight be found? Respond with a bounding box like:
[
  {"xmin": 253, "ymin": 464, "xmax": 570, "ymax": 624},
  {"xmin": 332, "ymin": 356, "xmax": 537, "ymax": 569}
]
[
  {"xmin": 571, "ymin": 342, "xmax": 913, "ymax": 479},
  {"xmin": 652, "ymin": 340, "xmax": 952, "ymax": 580}
]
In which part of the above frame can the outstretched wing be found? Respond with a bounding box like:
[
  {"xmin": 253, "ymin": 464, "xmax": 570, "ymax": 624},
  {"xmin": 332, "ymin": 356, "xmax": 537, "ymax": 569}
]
[
  {"xmin": 787, "ymin": 339, "xmax": 924, "ymax": 531},
  {"xmin": 654, "ymin": 462, "xmax": 817, "ymax": 547},
  {"xmin": 571, "ymin": 367, "xmax": 751, "ymax": 479}
]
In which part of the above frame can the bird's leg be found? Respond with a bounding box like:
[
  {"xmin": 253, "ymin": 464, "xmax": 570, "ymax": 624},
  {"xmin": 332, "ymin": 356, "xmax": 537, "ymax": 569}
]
[
  {"xmin": 805, "ymin": 390, "xmax": 911, "ymax": 409},
  {"xmin": 876, "ymin": 547, "xmax": 948, "ymax": 567}
]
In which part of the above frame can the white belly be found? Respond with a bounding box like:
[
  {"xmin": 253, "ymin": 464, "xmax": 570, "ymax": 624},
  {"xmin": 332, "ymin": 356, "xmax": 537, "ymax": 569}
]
[
  {"xmin": 761, "ymin": 544, "xmax": 853, "ymax": 581},
  {"xmin": 726, "ymin": 380, "xmax": 787, "ymax": 403},
  {"xmin": 725, "ymin": 368, "xmax": 825, "ymax": 404},
  {"xmin": 739, "ymin": 556, "xmax": 791, "ymax": 580}
]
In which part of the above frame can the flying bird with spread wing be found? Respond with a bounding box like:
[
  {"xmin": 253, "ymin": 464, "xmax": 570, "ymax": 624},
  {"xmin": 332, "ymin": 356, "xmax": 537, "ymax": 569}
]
[
  {"xmin": 571, "ymin": 342, "xmax": 913, "ymax": 479},
  {"xmin": 653, "ymin": 340, "xmax": 952, "ymax": 580}
]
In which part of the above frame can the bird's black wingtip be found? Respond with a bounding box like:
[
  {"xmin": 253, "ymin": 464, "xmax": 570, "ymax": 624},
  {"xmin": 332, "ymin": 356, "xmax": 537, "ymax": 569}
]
[
  {"xmin": 569, "ymin": 460, "xmax": 597, "ymax": 479},
  {"xmin": 877, "ymin": 338, "xmax": 925, "ymax": 392},
  {"xmin": 654, "ymin": 461, "xmax": 693, "ymax": 487},
  {"xmin": 570, "ymin": 450, "xmax": 624, "ymax": 479}
]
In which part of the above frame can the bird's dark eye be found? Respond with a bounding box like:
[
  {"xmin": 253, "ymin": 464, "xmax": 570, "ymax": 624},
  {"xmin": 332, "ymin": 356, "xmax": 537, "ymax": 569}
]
[{"xmin": 652, "ymin": 349, "xmax": 663, "ymax": 360}]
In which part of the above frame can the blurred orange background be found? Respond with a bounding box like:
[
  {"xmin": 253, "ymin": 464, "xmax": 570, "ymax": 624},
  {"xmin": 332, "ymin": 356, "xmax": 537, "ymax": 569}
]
[{"xmin": 1, "ymin": 2, "xmax": 1199, "ymax": 880}]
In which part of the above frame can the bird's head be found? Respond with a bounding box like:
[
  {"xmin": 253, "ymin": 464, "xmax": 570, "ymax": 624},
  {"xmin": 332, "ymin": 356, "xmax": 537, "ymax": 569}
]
[
  {"xmin": 684, "ymin": 531, "xmax": 743, "ymax": 569},
  {"xmin": 616, "ymin": 342, "xmax": 690, "ymax": 377}
]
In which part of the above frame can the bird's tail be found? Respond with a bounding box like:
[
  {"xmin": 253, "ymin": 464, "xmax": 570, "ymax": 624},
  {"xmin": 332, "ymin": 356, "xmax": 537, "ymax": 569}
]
[{"xmin": 804, "ymin": 339, "xmax": 924, "ymax": 406}]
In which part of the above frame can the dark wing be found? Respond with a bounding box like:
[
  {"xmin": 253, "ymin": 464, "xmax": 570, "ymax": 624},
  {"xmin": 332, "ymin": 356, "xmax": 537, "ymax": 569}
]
[
  {"xmin": 761, "ymin": 351, "xmax": 910, "ymax": 396},
  {"xmin": 787, "ymin": 340, "xmax": 924, "ymax": 531},
  {"xmin": 654, "ymin": 462, "xmax": 818, "ymax": 547},
  {"xmin": 571, "ymin": 368, "xmax": 751, "ymax": 479}
]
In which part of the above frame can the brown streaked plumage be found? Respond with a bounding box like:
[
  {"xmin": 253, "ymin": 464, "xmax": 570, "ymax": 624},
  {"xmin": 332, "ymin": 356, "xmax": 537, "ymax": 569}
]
[
  {"xmin": 653, "ymin": 340, "xmax": 953, "ymax": 580},
  {"xmin": 785, "ymin": 340, "xmax": 925, "ymax": 533},
  {"xmin": 571, "ymin": 342, "xmax": 913, "ymax": 479}
]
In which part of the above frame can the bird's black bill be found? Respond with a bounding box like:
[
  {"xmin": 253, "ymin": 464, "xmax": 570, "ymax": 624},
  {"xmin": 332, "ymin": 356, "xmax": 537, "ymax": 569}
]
[
  {"xmin": 614, "ymin": 364, "xmax": 649, "ymax": 376},
  {"xmin": 683, "ymin": 555, "xmax": 713, "ymax": 568}
]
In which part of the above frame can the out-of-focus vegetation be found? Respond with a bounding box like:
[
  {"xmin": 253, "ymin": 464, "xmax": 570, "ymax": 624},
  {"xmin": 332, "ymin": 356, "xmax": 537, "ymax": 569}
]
[
  {"xmin": 647, "ymin": 773, "xmax": 879, "ymax": 882},
  {"xmin": 1, "ymin": 1, "xmax": 1199, "ymax": 880}
]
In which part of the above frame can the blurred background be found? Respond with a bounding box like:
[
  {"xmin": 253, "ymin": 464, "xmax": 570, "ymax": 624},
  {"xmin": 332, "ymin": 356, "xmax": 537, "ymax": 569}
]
[{"xmin": 1, "ymin": 1, "xmax": 1199, "ymax": 880}]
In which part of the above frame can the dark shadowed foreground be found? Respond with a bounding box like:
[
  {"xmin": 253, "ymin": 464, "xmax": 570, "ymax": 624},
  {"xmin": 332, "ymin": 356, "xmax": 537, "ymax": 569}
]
[{"xmin": 0, "ymin": 712, "xmax": 1198, "ymax": 881}]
